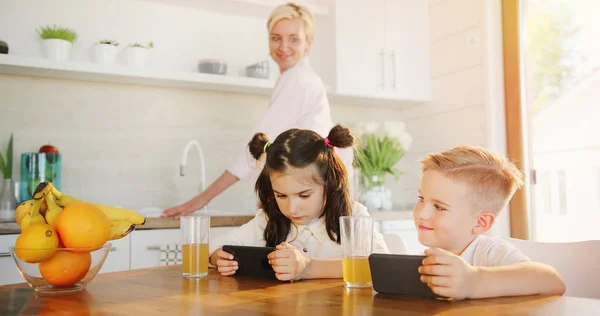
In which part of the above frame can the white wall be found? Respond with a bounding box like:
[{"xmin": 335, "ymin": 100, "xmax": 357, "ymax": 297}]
[
  {"xmin": 0, "ymin": 0, "xmax": 511, "ymax": 237},
  {"xmin": 381, "ymin": 0, "xmax": 510, "ymax": 237}
]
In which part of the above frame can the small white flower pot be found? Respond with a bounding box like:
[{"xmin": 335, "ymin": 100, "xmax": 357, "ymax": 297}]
[
  {"xmin": 92, "ymin": 44, "xmax": 118, "ymax": 65},
  {"xmin": 124, "ymin": 46, "xmax": 149, "ymax": 69},
  {"xmin": 42, "ymin": 39, "xmax": 73, "ymax": 61}
]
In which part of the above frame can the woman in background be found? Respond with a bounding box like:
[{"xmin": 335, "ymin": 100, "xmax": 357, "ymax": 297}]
[{"xmin": 162, "ymin": 2, "xmax": 352, "ymax": 218}]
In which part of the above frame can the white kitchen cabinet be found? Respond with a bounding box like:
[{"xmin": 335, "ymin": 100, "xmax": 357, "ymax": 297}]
[
  {"xmin": 130, "ymin": 229, "xmax": 182, "ymax": 270},
  {"xmin": 99, "ymin": 235, "xmax": 131, "ymax": 274},
  {"xmin": 334, "ymin": 0, "xmax": 431, "ymax": 102},
  {"xmin": 384, "ymin": 0, "xmax": 431, "ymax": 101},
  {"xmin": 334, "ymin": 0, "xmax": 386, "ymax": 97},
  {"xmin": 129, "ymin": 227, "xmax": 238, "ymax": 270},
  {"xmin": 0, "ymin": 234, "xmax": 22, "ymax": 286}
]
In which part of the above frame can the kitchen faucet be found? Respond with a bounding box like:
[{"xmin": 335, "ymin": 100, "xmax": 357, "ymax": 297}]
[{"xmin": 180, "ymin": 139, "xmax": 207, "ymax": 212}]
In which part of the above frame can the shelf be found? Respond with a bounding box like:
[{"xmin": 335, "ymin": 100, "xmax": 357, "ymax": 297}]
[
  {"xmin": 0, "ymin": 55, "xmax": 276, "ymax": 96},
  {"xmin": 0, "ymin": 54, "xmax": 424, "ymax": 108}
]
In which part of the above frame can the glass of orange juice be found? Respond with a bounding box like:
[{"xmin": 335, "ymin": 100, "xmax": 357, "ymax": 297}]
[
  {"xmin": 180, "ymin": 215, "xmax": 210, "ymax": 278},
  {"xmin": 340, "ymin": 216, "xmax": 373, "ymax": 288}
]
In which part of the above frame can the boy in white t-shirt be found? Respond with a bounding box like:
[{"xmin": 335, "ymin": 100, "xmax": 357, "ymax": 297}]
[{"xmin": 415, "ymin": 146, "xmax": 565, "ymax": 299}]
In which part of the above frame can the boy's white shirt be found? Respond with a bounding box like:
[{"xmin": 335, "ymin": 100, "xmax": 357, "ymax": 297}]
[
  {"xmin": 459, "ymin": 235, "xmax": 531, "ymax": 266},
  {"xmin": 209, "ymin": 201, "xmax": 390, "ymax": 258}
]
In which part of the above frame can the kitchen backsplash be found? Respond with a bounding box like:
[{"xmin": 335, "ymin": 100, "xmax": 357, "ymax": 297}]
[{"xmin": 0, "ymin": 74, "xmax": 413, "ymax": 213}]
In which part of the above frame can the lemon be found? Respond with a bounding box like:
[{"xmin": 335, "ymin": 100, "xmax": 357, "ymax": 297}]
[
  {"xmin": 15, "ymin": 224, "xmax": 59, "ymax": 263},
  {"xmin": 14, "ymin": 201, "xmax": 33, "ymax": 225}
]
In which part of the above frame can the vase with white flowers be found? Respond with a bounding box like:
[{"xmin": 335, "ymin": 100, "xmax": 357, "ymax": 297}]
[{"xmin": 354, "ymin": 121, "xmax": 412, "ymax": 211}]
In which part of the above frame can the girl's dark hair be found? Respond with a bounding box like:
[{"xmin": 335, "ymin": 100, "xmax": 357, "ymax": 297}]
[{"xmin": 248, "ymin": 124, "xmax": 354, "ymax": 246}]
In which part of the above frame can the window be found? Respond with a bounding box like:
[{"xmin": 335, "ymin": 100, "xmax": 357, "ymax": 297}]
[
  {"xmin": 557, "ymin": 170, "xmax": 567, "ymax": 216},
  {"xmin": 505, "ymin": 0, "xmax": 600, "ymax": 241}
]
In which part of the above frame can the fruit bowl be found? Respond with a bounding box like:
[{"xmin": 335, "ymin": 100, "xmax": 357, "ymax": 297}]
[{"xmin": 9, "ymin": 243, "xmax": 111, "ymax": 294}]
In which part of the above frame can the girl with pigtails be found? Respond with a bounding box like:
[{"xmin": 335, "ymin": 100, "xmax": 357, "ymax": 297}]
[{"xmin": 209, "ymin": 124, "xmax": 389, "ymax": 281}]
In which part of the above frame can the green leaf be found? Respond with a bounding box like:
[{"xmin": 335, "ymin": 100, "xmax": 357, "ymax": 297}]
[
  {"xmin": 37, "ymin": 25, "xmax": 78, "ymax": 43},
  {"xmin": 0, "ymin": 152, "xmax": 5, "ymax": 178},
  {"xmin": 355, "ymin": 132, "xmax": 407, "ymax": 182},
  {"xmin": 6, "ymin": 133, "xmax": 12, "ymax": 179}
]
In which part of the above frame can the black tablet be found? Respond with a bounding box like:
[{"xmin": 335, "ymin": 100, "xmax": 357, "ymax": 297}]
[
  {"xmin": 369, "ymin": 253, "xmax": 439, "ymax": 299},
  {"xmin": 221, "ymin": 245, "xmax": 278, "ymax": 280}
]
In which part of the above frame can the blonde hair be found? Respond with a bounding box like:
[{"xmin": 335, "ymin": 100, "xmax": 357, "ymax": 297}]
[
  {"xmin": 267, "ymin": 2, "xmax": 315, "ymax": 42},
  {"xmin": 421, "ymin": 146, "xmax": 524, "ymax": 215}
]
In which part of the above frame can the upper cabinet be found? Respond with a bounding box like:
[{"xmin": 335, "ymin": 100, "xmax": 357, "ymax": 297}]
[
  {"xmin": 333, "ymin": 0, "xmax": 386, "ymax": 97},
  {"xmin": 0, "ymin": 0, "xmax": 431, "ymax": 107},
  {"xmin": 334, "ymin": 0, "xmax": 431, "ymax": 103}
]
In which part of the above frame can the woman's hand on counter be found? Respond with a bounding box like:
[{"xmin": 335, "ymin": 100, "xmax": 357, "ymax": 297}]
[
  {"xmin": 161, "ymin": 195, "xmax": 209, "ymax": 218},
  {"xmin": 162, "ymin": 171, "xmax": 240, "ymax": 218}
]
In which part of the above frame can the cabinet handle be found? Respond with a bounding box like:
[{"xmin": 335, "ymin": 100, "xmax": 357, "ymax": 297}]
[
  {"xmin": 380, "ymin": 49, "xmax": 385, "ymax": 90},
  {"xmin": 147, "ymin": 246, "xmax": 182, "ymax": 251},
  {"xmin": 0, "ymin": 252, "xmax": 10, "ymax": 258},
  {"xmin": 390, "ymin": 49, "xmax": 397, "ymax": 90}
]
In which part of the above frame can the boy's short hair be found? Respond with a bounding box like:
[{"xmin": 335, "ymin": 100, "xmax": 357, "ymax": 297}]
[{"xmin": 421, "ymin": 145, "xmax": 524, "ymax": 215}]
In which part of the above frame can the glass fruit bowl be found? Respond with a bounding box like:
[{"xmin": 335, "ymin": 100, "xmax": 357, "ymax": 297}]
[{"xmin": 9, "ymin": 243, "xmax": 111, "ymax": 294}]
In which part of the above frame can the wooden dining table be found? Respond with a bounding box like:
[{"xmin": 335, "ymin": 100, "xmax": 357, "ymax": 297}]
[{"xmin": 1, "ymin": 265, "xmax": 599, "ymax": 315}]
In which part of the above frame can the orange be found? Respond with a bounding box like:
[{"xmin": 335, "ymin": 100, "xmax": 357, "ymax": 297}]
[
  {"xmin": 15, "ymin": 224, "xmax": 59, "ymax": 263},
  {"xmin": 39, "ymin": 250, "xmax": 92, "ymax": 286},
  {"xmin": 56, "ymin": 202, "xmax": 110, "ymax": 252}
]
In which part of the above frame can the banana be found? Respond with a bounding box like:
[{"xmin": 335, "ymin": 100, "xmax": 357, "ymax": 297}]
[
  {"xmin": 50, "ymin": 187, "xmax": 80, "ymax": 207},
  {"xmin": 44, "ymin": 193, "xmax": 63, "ymax": 229},
  {"xmin": 19, "ymin": 182, "xmax": 54, "ymax": 230},
  {"xmin": 93, "ymin": 204, "xmax": 146, "ymax": 225},
  {"xmin": 51, "ymin": 186, "xmax": 145, "ymax": 239},
  {"xmin": 20, "ymin": 199, "xmax": 46, "ymax": 231},
  {"xmin": 15, "ymin": 200, "xmax": 33, "ymax": 224},
  {"xmin": 51, "ymin": 187, "xmax": 146, "ymax": 225},
  {"xmin": 39, "ymin": 198, "xmax": 48, "ymax": 216},
  {"xmin": 32, "ymin": 182, "xmax": 53, "ymax": 200},
  {"xmin": 109, "ymin": 220, "xmax": 136, "ymax": 240}
]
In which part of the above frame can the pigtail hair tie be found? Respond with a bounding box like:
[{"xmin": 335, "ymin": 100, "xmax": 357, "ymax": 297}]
[{"xmin": 263, "ymin": 141, "xmax": 273, "ymax": 153}]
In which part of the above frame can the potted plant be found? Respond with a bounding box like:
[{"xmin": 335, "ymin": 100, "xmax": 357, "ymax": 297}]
[
  {"xmin": 0, "ymin": 133, "xmax": 16, "ymax": 221},
  {"xmin": 354, "ymin": 121, "xmax": 412, "ymax": 211},
  {"xmin": 124, "ymin": 42, "xmax": 153, "ymax": 68},
  {"xmin": 92, "ymin": 39, "xmax": 119, "ymax": 65},
  {"xmin": 36, "ymin": 25, "xmax": 77, "ymax": 61}
]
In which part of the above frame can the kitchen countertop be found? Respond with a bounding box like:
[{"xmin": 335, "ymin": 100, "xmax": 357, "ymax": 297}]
[
  {"xmin": 0, "ymin": 210, "xmax": 413, "ymax": 235},
  {"xmin": 0, "ymin": 214, "xmax": 255, "ymax": 235},
  {"xmin": 0, "ymin": 266, "xmax": 595, "ymax": 315}
]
